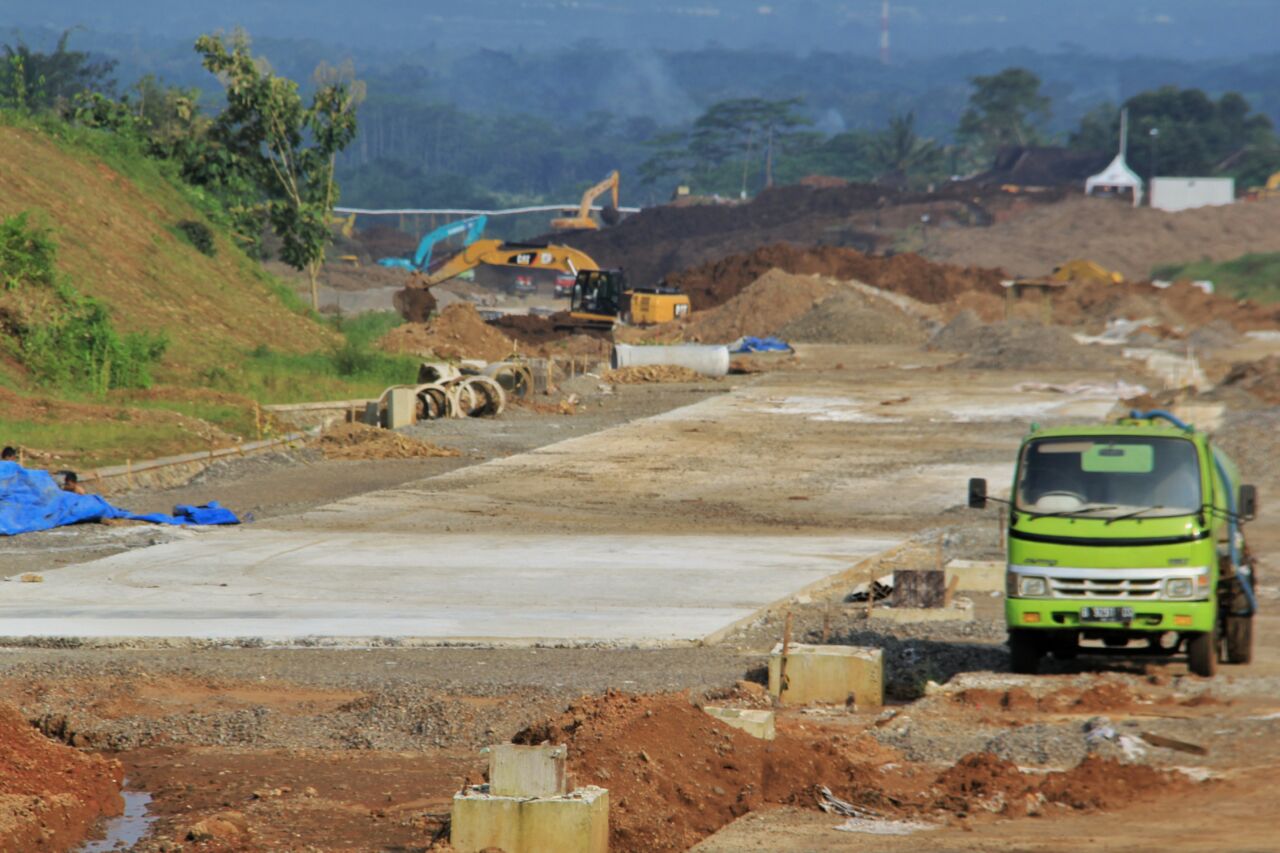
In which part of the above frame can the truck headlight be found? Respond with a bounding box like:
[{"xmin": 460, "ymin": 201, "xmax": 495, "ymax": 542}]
[
  {"xmin": 1018, "ymin": 576, "xmax": 1048, "ymax": 597},
  {"xmin": 1166, "ymin": 577, "xmax": 1194, "ymax": 599}
]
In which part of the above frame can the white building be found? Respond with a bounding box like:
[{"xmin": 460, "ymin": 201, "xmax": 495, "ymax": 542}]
[{"xmin": 1150, "ymin": 177, "xmax": 1235, "ymax": 212}]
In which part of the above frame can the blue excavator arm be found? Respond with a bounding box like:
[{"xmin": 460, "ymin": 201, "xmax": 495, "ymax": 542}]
[{"xmin": 378, "ymin": 215, "xmax": 488, "ymax": 271}]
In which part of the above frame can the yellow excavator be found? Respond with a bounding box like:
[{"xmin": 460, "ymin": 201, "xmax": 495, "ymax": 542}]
[
  {"xmin": 551, "ymin": 170, "xmax": 622, "ymax": 231},
  {"xmin": 1049, "ymin": 259, "xmax": 1125, "ymax": 285},
  {"xmin": 408, "ymin": 239, "xmax": 690, "ymax": 329}
]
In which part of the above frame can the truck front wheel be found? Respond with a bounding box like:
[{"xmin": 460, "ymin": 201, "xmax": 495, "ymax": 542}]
[
  {"xmin": 1008, "ymin": 630, "xmax": 1042, "ymax": 674},
  {"xmin": 1187, "ymin": 631, "xmax": 1218, "ymax": 677}
]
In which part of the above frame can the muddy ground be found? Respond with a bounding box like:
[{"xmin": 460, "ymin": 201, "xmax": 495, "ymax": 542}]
[{"xmin": 2, "ymin": 342, "xmax": 1279, "ymax": 851}]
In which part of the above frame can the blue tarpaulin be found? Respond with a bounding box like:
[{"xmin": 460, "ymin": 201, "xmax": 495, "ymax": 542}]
[
  {"xmin": 729, "ymin": 336, "xmax": 792, "ymax": 353},
  {"xmin": 0, "ymin": 461, "xmax": 240, "ymax": 536}
]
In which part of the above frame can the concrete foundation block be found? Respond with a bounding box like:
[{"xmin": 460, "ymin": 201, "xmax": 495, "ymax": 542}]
[
  {"xmin": 870, "ymin": 599, "xmax": 975, "ymax": 624},
  {"xmin": 768, "ymin": 643, "xmax": 883, "ymax": 708},
  {"xmin": 386, "ymin": 387, "xmax": 417, "ymax": 429},
  {"xmin": 945, "ymin": 559, "xmax": 1005, "ymax": 592},
  {"xmin": 702, "ymin": 706, "xmax": 776, "ymax": 740},
  {"xmin": 451, "ymin": 785, "xmax": 608, "ymax": 853},
  {"xmin": 489, "ymin": 744, "xmax": 568, "ymax": 798}
]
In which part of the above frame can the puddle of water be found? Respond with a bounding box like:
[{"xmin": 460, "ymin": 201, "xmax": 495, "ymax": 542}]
[{"xmin": 78, "ymin": 789, "xmax": 155, "ymax": 852}]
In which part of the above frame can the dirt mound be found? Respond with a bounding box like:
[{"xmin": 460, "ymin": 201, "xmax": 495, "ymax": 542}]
[
  {"xmin": 927, "ymin": 195, "xmax": 1280, "ymax": 282},
  {"xmin": 599, "ymin": 365, "xmax": 706, "ymax": 384},
  {"xmin": 379, "ymin": 303, "xmax": 520, "ymax": 362},
  {"xmin": 667, "ymin": 244, "xmax": 1004, "ymax": 312},
  {"xmin": 929, "ymin": 311, "xmax": 1122, "ymax": 371},
  {"xmin": 513, "ymin": 691, "xmax": 886, "ymax": 852},
  {"xmin": 316, "ymin": 423, "xmax": 459, "ymax": 461},
  {"xmin": 932, "ymin": 752, "xmax": 1188, "ymax": 817},
  {"xmin": 675, "ymin": 269, "xmax": 838, "ymax": 342},
  {"xmin": 487, "ymin": 313, "xmax": 564, "ymax": 345},
  {"xmin": 780, "ymin": 285, "xmax": 931, "ymax": 345},
  {"xmin": 1039, "ymin": 754, "xmax": 1192, "ymax": 811},
  {"xmin": 0, "ymin": 701, "xmax": 124, "ymax": 851},
  {"xmin": 1043, "ymin": 279, "xmax": 1280, "ymax": 333},
  {"xmin": 934, "ymin": 753, "xmax": 1032, "ymax": 808}
]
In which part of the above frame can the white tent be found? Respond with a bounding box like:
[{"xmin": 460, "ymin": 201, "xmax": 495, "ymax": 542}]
[
  {"xmin": 1085, "ymin": 154, "xmax": 1144, "ymax": 206},
  {"xmin": 1084, "ymin": 108, "xmax": 1144, "ymax": 206}
]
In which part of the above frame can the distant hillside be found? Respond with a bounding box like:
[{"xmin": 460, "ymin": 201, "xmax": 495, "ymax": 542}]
[{"xmin": 0, "ymin": 123, "xmax": 333, "ymax": 385}]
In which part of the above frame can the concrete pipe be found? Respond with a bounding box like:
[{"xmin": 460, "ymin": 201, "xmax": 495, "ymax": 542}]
[
  {"xmin": 483, "ymin": 362, "xmax": 533, "ymax": 400},
  {"xmin": 414, "ymin": 383, "xmax": 453, "ymax": 420},
  {"xmin": 460, "ymin": 375, "xmax": 506, "ymax": 417},
  {"xmin": 611, "ymin": 343, "xmax": 730, "ymax": 377}
]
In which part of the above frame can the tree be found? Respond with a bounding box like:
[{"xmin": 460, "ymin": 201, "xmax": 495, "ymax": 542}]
[
  {"xmin": 957, "ymin": 68, "xmax": 1050, "ymax": 161},
  {"xmin": 195, "ymin": 32, "xmax": 363, "ymax": 310},
  {"xmin": 868, "ymin": 112, "xmax": 945, "ymax": 188},
  {"xmin": 1, "ymin": 29, "xmax": 116, "ymax": 113},
  {"xmin": 640, "ymin": 97, "xmax": 811, "ymax": 197},
  {"xmin": 1069, "ymin": 87, "xmax": 1280, "ymax": 186}
]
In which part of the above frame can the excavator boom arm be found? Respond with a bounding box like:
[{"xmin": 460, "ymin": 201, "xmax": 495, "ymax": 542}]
[
  {"xmin": 576, "ymin": 170, "xmax": 620, "ymax": 220},
  {"xmin": 419, "ymin": 239, "xmax": 600, "ymax": 287}
]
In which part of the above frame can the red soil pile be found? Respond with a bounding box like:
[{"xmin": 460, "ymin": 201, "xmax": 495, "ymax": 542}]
[
  {"xmin": 953, "ymin": 681, "xmax": 1140, "ymax": 713},
  {"xmin": 934, "ymin": 753, "xmax": 1192, "ymax": 817},
  {"xmin": 1039, "ymin": 754, "xmax": 1193, "ymax": 811},
  {"xmin": 514, "ymin": 691, "xmax": 887, "ymax": 853},
  {"xmin": 667, "ymin": 244, "xmax": 1004, "ymax": 311},
  {"xmin": 0, "ymin": 701, "xmax": 124, "ymax": 850},
  {"xmin": 380, "ymin": 303, "xmax": 520, "ymax": 362}
]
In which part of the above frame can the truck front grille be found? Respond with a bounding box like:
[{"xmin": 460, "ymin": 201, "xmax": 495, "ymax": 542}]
[{"xmin": 1048, "ymin": 576, "xmax": 1163, "ymax": 600}]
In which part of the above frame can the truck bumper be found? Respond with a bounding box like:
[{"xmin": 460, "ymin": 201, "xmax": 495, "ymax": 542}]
[{"xmin": 1006, "ymin": 598, "xmax": 1215, "ymax": 633}]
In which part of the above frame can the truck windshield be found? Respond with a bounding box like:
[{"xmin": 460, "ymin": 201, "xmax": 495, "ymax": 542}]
[{"xmin": 1016, "ymin": 436, "xmax": 1200, "ymax": 519}]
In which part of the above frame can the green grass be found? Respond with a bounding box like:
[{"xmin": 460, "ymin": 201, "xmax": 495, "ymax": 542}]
[
  {"xmin": 202, "ymin": 336, "xmax": 420, "ymax": 405},
  {"xmin": 1152, "ymin": 253, "xmax": 1280, "ymax": 303},
  {"xmin": 0, "ymin": 418, "xmax": 196, "ymax": 469}
]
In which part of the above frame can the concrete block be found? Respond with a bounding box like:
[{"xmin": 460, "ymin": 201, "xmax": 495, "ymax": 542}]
[
  {"xmin": 489, "ymin": 744, "xmax": 568, "ymax": 798},
  {"xmin": 768, "ymin": 643, "xmax": 883, "ymax": 708},
  {"xmin": 386, "ymin": 387, "xmax": 417, "ymax": 429},
  {"xmin": 702, "ymin": 706, "xmax": 776, "ymax": 740},
  {"xmin": 945, "ymin": 559, "xmax": 1004, "ymax": 592},
  {"xmin": 451, "ymin": 785, "xmax": 608, "ymax": 853},
  {"xmin": 870, "ymin": 599, "xmax": 974, "ymax": 625},
  {"xmin": 362, "ymin": 401, "xmax": 381, "ymax": 427}
]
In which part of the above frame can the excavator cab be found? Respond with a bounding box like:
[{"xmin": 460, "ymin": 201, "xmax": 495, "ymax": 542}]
[
  {"xmin": 567, "ymin": 270, "xmax": 627, "ymax": 331},
  {"xmin": 564, "ymin": 269, "xmax": 692, "ymax": 331}
]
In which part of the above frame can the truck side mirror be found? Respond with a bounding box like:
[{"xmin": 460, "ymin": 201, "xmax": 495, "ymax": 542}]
[
  {"xmin": 1239, "ymin": 484, "xmax": 1257, "ymax": 521},
  {"xmin": 968, "ymin": 477, "xmax": 988, "ymax": 509}
]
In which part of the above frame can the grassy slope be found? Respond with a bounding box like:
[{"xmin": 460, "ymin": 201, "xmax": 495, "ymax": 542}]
[
  {"xmin": 0, "ymin": 124, "xmax": 331, "ymax": 381},
  {"xmin": 0, "ymin": 124, "xmax": 416, "ymax": 468},
  {"xmin": 1152, "ymin": 253, "xmax": 1280, "ymax": 303}
]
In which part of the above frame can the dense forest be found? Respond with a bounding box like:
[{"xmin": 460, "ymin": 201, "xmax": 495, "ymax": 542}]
[{"xmin": 6, "ymin": 25, "xmax": 1280, "ymax": 212}]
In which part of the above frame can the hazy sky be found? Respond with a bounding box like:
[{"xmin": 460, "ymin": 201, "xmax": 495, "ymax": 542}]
[{"xmin": 4, "ymin": 0, "xmax": 1276, "ymax": 60}]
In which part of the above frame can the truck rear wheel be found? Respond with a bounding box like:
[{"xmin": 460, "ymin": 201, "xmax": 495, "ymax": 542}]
[
  {"xmin": 1187, "ymin": 631, "xmax": 1218, "ymax": 677},
  {"xmin": 1225, "ymin": 615, "xmax": 1254, "ymax": 664},
  {"xmin": 1008, "ymin": 630, "xmax": 1042, "ymax": 674}
]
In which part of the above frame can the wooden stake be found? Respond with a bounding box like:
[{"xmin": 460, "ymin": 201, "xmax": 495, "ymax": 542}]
[
  {"xmin": 821, "ymin": 605, "xmax": 831, "ymax": 644},
  {"xmin": 779, "ymin": 610, "xmax": 794, "ymax": 694}
]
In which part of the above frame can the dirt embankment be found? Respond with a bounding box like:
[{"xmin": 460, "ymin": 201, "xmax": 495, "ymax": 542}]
[
  {"xmin": 925, "ymin": 195, "xmax": 1280, "ymax": 280},
  {"xmin": 0, "ymin": 701, "xmax": 124, "ymax": 851},
  {"xmin": 513, "ymin": 691, "xmax": 1198, "ymax": 852},
  {"xmin": 929, "ymin": 311, "xmax": 1125, "ymax": 371},
  {"xmin": 551, "ymin": 180, "xmax": 1054, "ymax": 286},
  {"xmin": 666, "ymin": 244, "xmax": 1005, "ymax": 312}
]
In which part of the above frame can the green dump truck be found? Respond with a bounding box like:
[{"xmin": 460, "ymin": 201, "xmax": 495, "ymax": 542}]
[{"xmin": 969, "ymin": 410, "xmax": 1258, "ymax": 676}]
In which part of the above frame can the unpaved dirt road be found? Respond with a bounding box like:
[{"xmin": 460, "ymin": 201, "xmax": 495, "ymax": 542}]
[{"xmin": 2, "ymin": 342, "xmax": 1278, "ymax": 851}]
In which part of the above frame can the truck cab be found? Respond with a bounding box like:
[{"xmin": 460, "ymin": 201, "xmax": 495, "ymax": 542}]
[{"xmin": 969, "ymin": 410, "xmax": 1258, "ymax": 676}]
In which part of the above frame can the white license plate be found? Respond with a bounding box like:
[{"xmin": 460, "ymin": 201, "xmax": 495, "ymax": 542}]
[{"xmin": 1080, "ymin": 606, "xmax": 1134, "ymax": 623}]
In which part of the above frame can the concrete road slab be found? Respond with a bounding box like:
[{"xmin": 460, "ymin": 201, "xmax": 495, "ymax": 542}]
[{"xmin": 0, "ymin": 531, "xmax": 896, "ymax": 645}]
